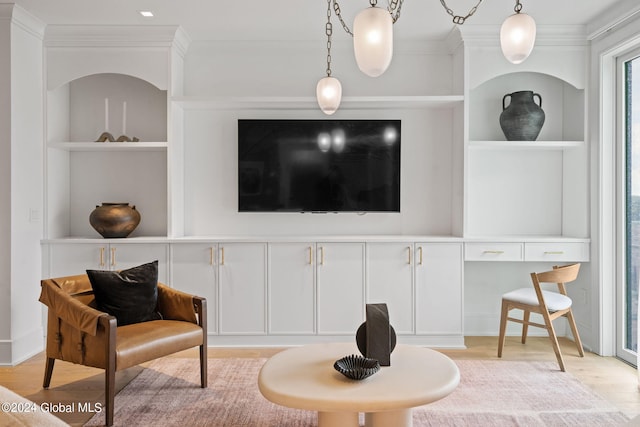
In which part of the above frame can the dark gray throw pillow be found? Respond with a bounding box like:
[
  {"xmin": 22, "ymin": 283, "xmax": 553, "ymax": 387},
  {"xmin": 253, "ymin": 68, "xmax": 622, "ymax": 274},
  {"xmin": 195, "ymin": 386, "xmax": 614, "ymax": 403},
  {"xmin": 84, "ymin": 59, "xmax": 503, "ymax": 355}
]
[{"xmin": 87, "ymin": 260, "xmax": 162, "ymax": 326}]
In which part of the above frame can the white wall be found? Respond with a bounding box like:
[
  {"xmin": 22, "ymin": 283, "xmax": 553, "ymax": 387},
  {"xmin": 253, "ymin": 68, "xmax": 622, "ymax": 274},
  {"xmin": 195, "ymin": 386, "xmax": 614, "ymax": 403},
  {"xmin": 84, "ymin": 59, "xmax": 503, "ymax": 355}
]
[
  {"xmin": 182, "ymin": 40, "xmax": 460, "ymax": 237},
  {"xmin": 0, "ymin": 7, "xmax": 13, "ymax": 364},
  {"xmin": 0, "ymin": 4, "xmax": 45, "ymax": 365}
]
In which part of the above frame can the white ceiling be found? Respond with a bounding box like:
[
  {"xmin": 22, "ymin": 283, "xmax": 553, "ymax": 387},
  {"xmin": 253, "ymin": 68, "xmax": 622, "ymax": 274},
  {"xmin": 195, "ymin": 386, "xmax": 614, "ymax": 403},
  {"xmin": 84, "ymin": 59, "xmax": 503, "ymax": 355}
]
[{"xmin": 4, "ymin": 0, "xmax": 630, "ymax": 42}]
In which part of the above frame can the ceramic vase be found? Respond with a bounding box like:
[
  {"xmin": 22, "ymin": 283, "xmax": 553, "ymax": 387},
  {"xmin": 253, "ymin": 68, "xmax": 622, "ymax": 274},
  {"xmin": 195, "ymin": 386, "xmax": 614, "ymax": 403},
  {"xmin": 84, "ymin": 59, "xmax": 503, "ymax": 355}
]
[
  {"xmin": 89, "ymin": 203, "xmax": 141, "ymax": 238},
  {"xmin": 499, "ymin": 90, "xmax": 545, "ymax": 141}
]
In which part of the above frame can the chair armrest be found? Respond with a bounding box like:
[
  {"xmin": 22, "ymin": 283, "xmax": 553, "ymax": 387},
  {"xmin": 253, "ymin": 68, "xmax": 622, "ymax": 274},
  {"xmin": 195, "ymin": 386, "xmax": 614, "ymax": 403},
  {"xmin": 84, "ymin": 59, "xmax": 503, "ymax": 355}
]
[
  {"xmin": 157, "ymin": 283, "xmax": 202, "ymax": 324},
  {"xmin": 40, "ymin": 279, "xmax": 106, "ymax": 336}
]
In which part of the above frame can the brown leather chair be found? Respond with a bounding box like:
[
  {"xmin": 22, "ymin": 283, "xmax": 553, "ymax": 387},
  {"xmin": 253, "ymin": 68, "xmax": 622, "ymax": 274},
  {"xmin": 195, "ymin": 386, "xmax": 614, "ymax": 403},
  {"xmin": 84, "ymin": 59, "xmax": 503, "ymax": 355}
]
[{"xmin": 39, "ymin": 274, "xmax": 207, "ymax": 426}]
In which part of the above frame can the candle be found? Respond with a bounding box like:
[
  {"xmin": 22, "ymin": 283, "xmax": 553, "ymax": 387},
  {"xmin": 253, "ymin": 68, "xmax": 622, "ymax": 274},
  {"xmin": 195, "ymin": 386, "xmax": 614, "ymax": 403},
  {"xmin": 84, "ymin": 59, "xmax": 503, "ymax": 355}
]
[
  {"xmin": 122, "ymin": 101, "xmax": 127, "ymax": 135},
  {"xmin": 104, "ymin": 98, "xmax": 109, "ymax": 131}
]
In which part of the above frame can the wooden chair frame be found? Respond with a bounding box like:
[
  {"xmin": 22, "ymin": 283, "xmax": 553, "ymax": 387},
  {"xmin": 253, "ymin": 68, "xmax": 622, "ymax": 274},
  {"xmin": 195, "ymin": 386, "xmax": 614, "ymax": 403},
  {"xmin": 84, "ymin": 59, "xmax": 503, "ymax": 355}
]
[{"xmin": 497, "ymin": 263, "xmax": 584, "ymax": 371}]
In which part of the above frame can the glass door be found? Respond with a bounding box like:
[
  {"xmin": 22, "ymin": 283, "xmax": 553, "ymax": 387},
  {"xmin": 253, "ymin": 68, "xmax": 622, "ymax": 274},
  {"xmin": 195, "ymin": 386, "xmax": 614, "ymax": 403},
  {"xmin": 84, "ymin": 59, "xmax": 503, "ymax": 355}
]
[{"xmin": 617, "ymin": 50, "xmax": 640, "ymax": 366}]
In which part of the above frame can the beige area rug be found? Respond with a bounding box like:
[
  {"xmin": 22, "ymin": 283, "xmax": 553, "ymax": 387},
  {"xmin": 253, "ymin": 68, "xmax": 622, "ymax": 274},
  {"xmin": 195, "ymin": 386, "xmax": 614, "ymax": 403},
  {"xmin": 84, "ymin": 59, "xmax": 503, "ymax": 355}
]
[{"xmin": 84, "ymin": 358, "xmax": 629, "ymax": 427}]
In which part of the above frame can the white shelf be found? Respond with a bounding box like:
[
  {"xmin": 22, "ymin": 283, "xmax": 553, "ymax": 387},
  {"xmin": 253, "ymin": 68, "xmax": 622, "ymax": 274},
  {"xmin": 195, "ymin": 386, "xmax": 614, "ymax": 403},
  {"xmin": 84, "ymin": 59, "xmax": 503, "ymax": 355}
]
[
  {"xmin": 468, "ymin": 140, "xmax": 585, "ymax": 150},
  {"xmin": 172, "ymin": 95, "xmax": 464, "ymax": 110},
  {"xmin": 48, "ymin": 141, "xmax": 168, "ymax": 151}
]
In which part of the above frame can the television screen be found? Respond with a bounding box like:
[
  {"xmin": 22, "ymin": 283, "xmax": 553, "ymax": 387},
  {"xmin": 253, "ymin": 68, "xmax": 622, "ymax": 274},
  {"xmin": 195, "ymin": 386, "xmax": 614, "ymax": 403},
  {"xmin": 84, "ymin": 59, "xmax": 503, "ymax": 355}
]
[{"xmin": 238, "ymin": 119, "xmax": 400, "ymax": 212}]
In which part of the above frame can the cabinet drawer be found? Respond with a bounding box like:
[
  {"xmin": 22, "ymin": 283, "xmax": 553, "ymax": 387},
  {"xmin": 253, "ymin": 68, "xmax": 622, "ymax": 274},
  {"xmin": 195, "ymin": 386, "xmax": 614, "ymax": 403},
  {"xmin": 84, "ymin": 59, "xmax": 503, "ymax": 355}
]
[
  {"xmin": 464, "ymin": 242, "xmax": 523, "ymax": 261},
  {"xmin": 524, "ymin": 242, "xmax": 589, "ymax": 262}
]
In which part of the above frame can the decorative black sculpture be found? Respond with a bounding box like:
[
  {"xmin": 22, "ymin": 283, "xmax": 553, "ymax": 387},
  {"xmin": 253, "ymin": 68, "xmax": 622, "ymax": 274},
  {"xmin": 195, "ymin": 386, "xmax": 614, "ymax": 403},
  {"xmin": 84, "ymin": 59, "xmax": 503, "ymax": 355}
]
[
  {"xmin": 333, "ymin": 354, "xmax": 380, "ymax": 380},
  {"xmin": 355, "ymin": 303, "xmax": 396, "ymax": 366}
]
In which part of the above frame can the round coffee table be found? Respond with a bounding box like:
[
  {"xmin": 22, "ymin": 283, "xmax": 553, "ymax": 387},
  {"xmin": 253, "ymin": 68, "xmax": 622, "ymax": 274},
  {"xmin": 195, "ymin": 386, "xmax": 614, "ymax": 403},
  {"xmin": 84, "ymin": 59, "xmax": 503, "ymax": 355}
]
[{"xmin": 258, "ymin": 342, "xmax": 459, "ymax": 427}]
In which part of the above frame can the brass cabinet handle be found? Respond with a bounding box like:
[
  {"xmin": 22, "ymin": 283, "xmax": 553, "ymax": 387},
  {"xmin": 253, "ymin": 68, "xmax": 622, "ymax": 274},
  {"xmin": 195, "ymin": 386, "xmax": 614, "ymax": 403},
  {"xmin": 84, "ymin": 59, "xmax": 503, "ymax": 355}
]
[
  {"xmin": 110, "ymin": 247, "xmax": 116, "ymax": 267},
  {"xmin": 210, "ymin": 247, "xmax": 215, "ymax": 266},
  {"xmin": 407, "ymin": 246, "xmax": 412, "ymax": 265},
  {"xmin": 544, "ymin": 251, "xmax": 565, "ymax": 255},
  {"xmin": 418, "ymin": 246, "xmax": 423, "ymax": 265},
  {"xmin": 483, "ymin": 250, "xmax": 505, "ymax": 254},
  {"xmin": 99, "ymin": 247, "xmax": 105, "ymax": 267},
  {"xmin": 220, "ymin": 247, "xmax": 225, "ymax": 265},
  {"xmin": 308, "ymin": 246, "xmax": 313, "ymax": 265},
  {"xmin": 320, "ymin": 246, "xmax": 325, "ymax": 266}
]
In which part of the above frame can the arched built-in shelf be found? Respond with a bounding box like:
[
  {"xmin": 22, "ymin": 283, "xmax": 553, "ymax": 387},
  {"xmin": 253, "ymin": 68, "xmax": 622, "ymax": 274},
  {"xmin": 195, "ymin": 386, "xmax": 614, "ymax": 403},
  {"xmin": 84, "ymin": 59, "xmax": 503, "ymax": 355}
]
[{"xmin": 468, "ymin": 72, "xmax": 584, "ymax": 143}]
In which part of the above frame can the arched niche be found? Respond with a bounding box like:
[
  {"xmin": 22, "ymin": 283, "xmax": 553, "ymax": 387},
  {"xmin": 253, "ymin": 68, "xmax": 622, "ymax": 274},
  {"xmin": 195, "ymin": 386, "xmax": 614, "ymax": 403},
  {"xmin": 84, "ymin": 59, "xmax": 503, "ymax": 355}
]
[
  {"xmin": 469, "ymin": 71, "xmax": 584, "ymax": 142},
  {"xmin": 48, "ymin": 73, "xmax": 167, "ymax": 142}
]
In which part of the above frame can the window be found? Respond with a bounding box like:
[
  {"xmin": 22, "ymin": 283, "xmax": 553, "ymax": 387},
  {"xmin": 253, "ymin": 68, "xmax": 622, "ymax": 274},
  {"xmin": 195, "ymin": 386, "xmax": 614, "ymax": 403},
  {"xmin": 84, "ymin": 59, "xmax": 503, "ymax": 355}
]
[{"xmin": 618, "ymin": 50, "xmax": 640, "ymax": 366}]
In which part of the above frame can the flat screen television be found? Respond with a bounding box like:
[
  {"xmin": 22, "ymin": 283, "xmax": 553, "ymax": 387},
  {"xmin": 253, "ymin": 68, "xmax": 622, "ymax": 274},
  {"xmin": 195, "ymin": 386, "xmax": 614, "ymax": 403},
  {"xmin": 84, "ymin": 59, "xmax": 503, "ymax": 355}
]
[{"xmin": 238, "ymin": 119, "xmax": 400, "ymax": 212}]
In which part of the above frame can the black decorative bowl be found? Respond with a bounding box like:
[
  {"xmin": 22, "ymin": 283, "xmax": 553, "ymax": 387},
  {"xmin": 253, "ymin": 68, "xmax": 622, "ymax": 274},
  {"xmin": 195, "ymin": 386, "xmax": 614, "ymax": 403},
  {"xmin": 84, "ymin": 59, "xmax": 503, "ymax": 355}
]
[{"xmin": 333, "ymin": 354, "xmax": 380, "ymax": 380}]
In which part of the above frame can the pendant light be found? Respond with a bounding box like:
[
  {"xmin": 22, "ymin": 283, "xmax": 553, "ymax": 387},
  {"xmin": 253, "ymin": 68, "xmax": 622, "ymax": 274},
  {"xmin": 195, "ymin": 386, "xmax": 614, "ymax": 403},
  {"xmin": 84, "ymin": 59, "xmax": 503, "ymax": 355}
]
[
  {"xmin": 315, "ymin": 0, "xmax": 537, "ymax": 114},
  {"xmin": 500, "ymin": 0, "xmax": 536, "ymax": 64},
  {"xmin": 353, "ymin": 4, "xmax": 393, "ymax": 77},
  {"xmin": 317, "ymin": 0, "xmax": 342, "ymax": 115}
]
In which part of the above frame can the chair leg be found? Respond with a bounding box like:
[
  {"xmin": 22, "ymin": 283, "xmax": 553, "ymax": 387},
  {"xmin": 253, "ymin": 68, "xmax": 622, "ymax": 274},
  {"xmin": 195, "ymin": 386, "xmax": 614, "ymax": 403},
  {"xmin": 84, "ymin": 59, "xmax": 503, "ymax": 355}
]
[
  {"xmin": 521, "ymin": 310, "xmax": 530, "ymax": 344},
  {"xmin": 200, "ymin": 343, "xmax": 207, "ymax": 388},
  {"xmin": 497, "ymin": 299, "xmax": 509, "ymax": 358},
  {"xmin": 542, "ymin": 312, "xmax": 566, "ymax": 372},
  {"xmin": 566, "ymin": 309, "xmax": 585, "ymax": 357},
  {"xmin": 43, "ymin": 357, "xmax": 55, "ymax": 389},
  {"xmin": 105, "ymin": 366, "xmax": 115, "ymax": 426}
]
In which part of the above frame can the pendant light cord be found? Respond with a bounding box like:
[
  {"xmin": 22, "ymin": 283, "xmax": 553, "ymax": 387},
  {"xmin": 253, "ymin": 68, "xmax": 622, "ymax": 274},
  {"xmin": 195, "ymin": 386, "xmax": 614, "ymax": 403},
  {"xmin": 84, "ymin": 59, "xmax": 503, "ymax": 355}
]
[{"xmin": 325, "ymin": 0, "xmax": 333, "ymax": 77}]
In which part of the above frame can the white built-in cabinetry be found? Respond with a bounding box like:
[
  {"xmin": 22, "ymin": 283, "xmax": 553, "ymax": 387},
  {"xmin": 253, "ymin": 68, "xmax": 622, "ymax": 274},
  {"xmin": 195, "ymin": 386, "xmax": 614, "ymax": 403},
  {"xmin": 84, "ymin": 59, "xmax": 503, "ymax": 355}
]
[
  {"xmin": 217, "ymin": 243, "xmax": 268, "ymax": 335},
  {"xmin": 316, "ymin": 243, "xmax": 366, "ymax": 335},
  {"xmin": 268, "ymin": 243, "xmax": 316, "ymax": 335},
  {"xmin": 43, "ymin": 26, "xmax": 187, "ymax": 240},
  {"xmin": 43, "ymin": 241, "xmax": 169, "ymax": 282},
  {"xmin": 464, "ymin": 41, "xmax": 588, "ymax": 240},
  {"xmin": 171, "ymin": 239, "xmax": 463, "ymax": 346},
  {"xmin": 40, "ymin": 27, "xmax": 592, "ymax": 347}
]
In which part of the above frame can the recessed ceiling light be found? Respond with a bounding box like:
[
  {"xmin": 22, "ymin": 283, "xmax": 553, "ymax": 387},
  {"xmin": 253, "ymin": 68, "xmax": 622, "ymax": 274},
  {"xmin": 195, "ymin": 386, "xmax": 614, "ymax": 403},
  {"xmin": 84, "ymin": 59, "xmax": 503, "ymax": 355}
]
[{"xmin": 139, "ymin": 11, "xmax": 154, "ymax": 18}]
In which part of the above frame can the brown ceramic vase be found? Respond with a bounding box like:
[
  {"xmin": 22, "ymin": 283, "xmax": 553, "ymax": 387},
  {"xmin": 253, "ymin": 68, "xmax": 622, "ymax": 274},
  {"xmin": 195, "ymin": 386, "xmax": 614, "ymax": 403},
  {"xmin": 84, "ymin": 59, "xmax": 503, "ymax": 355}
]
[{"xmin": 89, "ymin": 203, "xmax": 141, "ymax": 238}]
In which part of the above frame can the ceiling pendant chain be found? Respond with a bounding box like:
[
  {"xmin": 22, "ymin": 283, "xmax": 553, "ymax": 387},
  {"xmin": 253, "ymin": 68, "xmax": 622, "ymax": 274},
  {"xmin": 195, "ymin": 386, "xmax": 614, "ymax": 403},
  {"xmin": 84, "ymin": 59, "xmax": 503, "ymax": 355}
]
[
  {"xmin": 439, "ymin": 0, "xmax": 484, "ymax": 25},
  {"xmin": 514, "ymin": 0, "xmax": 523, "ymax": 13},
  {"xmin": 387, "ymin": 0, "xmax": 404, "ymax": 23},
  {"xmin": 333, "ymin": 0, "xmax": 353, "ymax": 36},
  {"xmin": 325, "ymin": 0, "xmax": 333, "ymax": 77}
]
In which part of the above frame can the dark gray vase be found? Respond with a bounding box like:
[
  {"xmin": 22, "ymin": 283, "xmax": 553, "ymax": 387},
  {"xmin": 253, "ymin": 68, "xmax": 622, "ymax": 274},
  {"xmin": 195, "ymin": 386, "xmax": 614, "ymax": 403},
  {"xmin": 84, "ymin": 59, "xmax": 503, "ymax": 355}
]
[{"xmin": 499, "ymin": 90, "xmax": 545, "ymax": 141}]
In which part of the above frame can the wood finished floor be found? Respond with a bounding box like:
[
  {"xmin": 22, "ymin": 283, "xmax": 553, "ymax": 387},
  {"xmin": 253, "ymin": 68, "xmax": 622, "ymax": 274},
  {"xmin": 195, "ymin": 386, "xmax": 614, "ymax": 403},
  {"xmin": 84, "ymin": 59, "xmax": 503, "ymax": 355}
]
[{"xmin": 0, "ymin": 336, "xmax": 638, "ymax": 426}]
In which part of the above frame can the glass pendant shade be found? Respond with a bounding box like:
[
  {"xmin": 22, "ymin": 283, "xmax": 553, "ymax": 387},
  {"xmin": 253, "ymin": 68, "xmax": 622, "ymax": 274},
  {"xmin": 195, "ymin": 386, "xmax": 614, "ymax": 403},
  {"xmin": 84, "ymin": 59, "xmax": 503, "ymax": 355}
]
[
  {"xmin": 353, "ymin": 7, "xmax": 393, "ymax": 77},
  {"xmin": 316, "ymin": 76, "xmax": 342, "ymax": 115},
  {"xmin": 500, "ymin": 12, "xmax": 536, "ymax": 64}
]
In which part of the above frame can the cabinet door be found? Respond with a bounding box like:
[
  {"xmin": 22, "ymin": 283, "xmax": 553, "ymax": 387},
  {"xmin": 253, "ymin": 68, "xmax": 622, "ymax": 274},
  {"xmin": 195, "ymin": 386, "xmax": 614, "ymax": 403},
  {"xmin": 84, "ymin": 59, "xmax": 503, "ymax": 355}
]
[
  {"xmin": 108, "ymin": 243, "xmax": 169, "ymax": 283},
  {"xmin": 366, "ymin": 243, "xmax": 414, "ymax": 334},
  {"xmin": 171, "ymin": 243, "xmax": 218, "ymax": 334},
  {"xmin": 316, "ymin": 243, "xmax": 365, "ymax": 335},
  {"xmin": 415, "ymin": 243, "xmax": 463, "ymax": 335},
  {"xmin": 47, "ymin": 243, "xmax": 108, "ymax": 277},
  {"xmin": 218, "ymin": 243, "xmax": 267, "ymax": 335},
  {"xmin": 268, "ymin": 243, "xmax": 315, "ymax": 334}
]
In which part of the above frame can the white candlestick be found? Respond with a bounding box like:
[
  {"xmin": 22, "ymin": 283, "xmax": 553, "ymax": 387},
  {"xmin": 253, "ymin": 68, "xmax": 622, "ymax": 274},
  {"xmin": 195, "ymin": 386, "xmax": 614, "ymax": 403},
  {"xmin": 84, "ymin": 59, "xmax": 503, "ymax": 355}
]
[
  {"xmin": 122, "ymin": 101, "xmax": 127, "ymax": 135},
  {"xmin": 104, "ymin": 98, "xmax": 109, "ymax": 131}
]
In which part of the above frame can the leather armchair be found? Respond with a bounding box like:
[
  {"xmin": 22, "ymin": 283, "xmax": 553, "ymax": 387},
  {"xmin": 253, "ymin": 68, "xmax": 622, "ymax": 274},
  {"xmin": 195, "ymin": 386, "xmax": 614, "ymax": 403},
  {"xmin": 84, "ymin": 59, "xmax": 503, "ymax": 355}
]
[{"xmin": 39, "ymin": 274, "xmax": 207, "ymax": 426}]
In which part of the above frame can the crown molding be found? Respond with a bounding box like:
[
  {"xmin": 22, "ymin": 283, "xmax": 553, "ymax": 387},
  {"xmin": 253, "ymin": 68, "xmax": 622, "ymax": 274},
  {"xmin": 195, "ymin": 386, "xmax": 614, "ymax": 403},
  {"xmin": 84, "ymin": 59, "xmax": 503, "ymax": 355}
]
[
  {"xmin": 172, "ymin": 26, "xmax": 192, "ymax": 58},
  {"xmin": 44, "ymin": 25, "xmax": 186, "ymax": 48},
  {"xmin": 586, "ymin": 0, "xmax": 640, "ymax": 40},
  {"xmin": 458, "ymin": 25, "xmax": 588, "ymax": 47},
  {"xmin": 0, "ymin": 4, "xmax": 45, "ymax": 39}
]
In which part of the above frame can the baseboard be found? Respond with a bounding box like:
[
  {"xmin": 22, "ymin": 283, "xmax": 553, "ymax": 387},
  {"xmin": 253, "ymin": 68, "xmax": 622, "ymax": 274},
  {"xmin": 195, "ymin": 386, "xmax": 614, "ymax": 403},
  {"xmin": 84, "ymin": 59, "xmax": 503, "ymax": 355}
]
[{"xmin": 0, "ymin": 327, "xmax": 44, "ymax": 366}]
